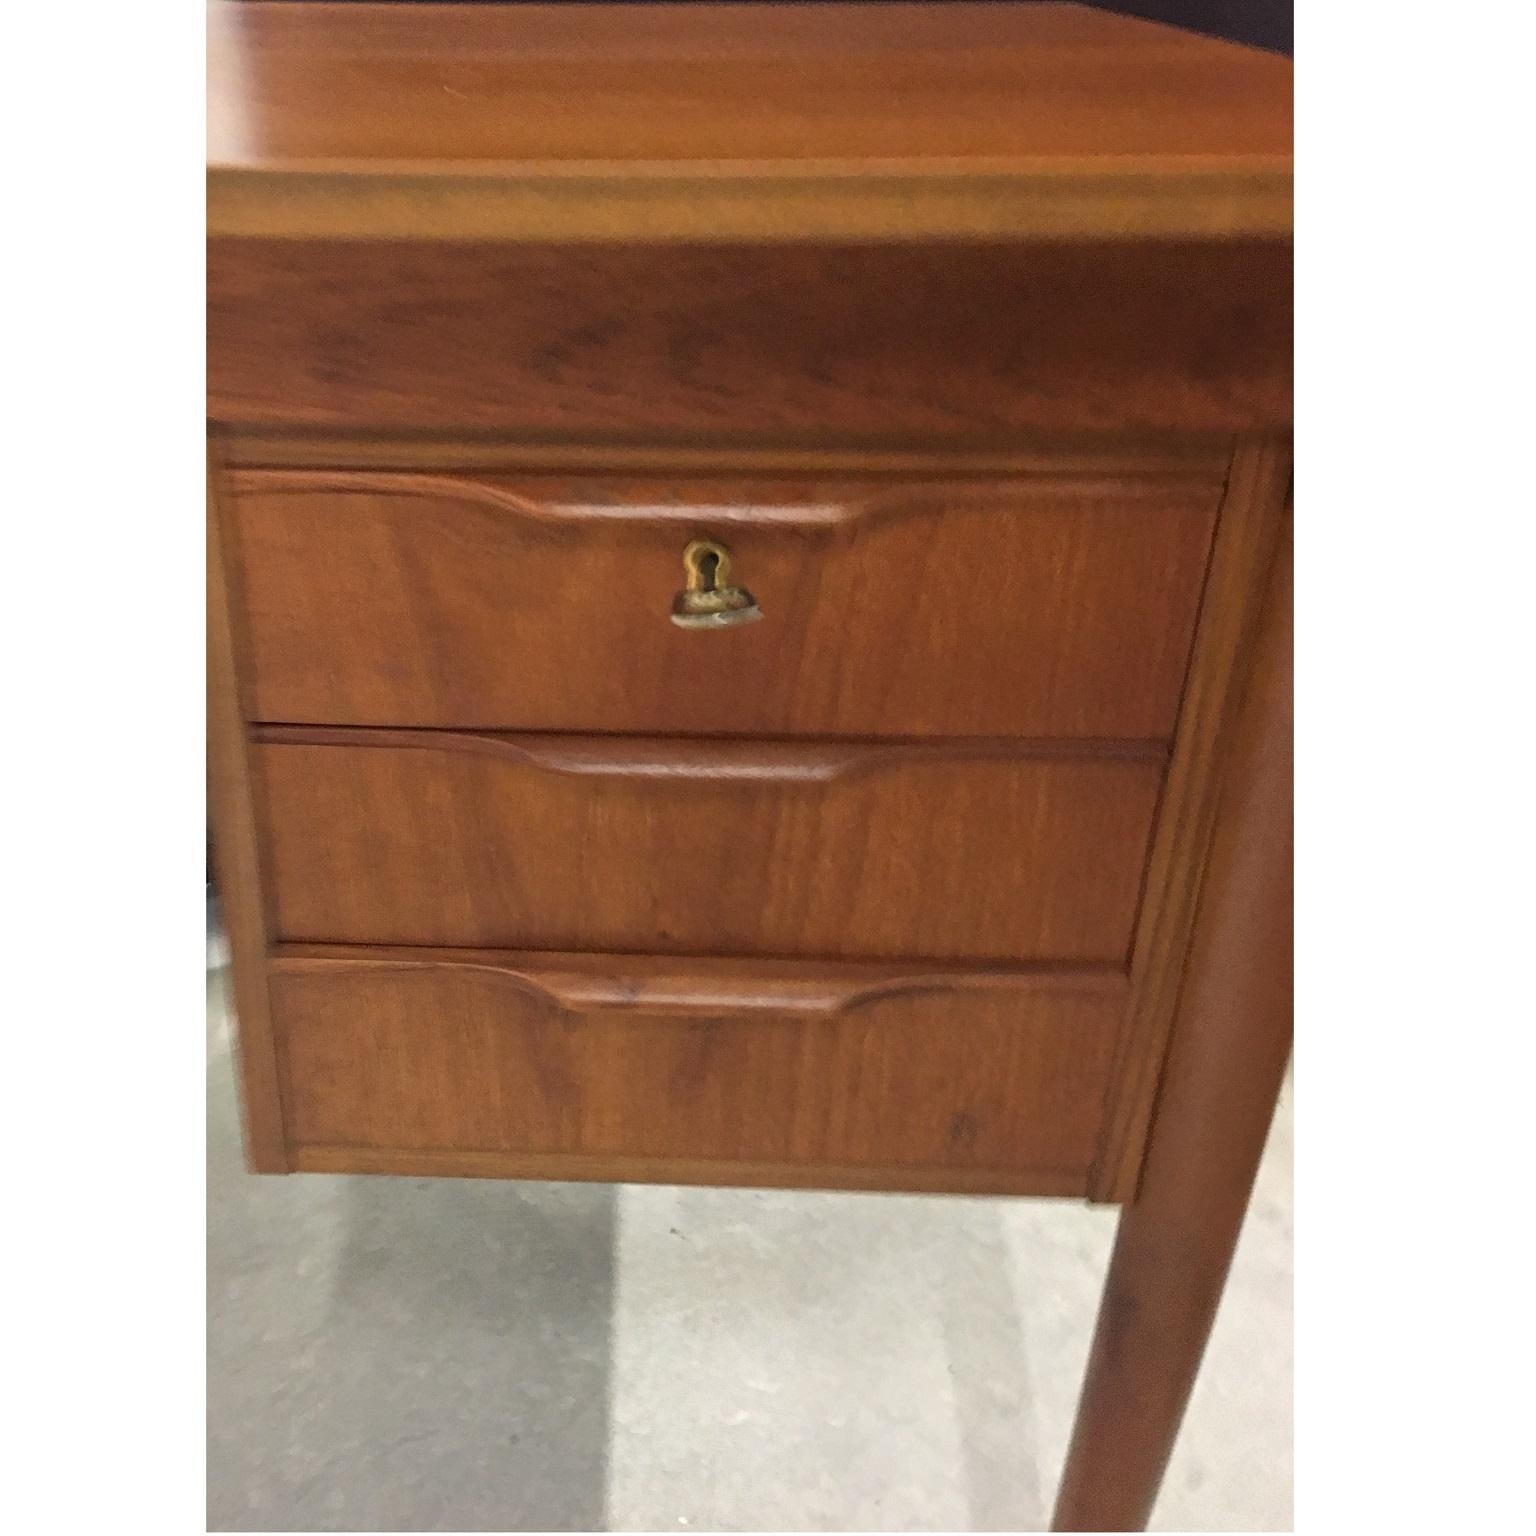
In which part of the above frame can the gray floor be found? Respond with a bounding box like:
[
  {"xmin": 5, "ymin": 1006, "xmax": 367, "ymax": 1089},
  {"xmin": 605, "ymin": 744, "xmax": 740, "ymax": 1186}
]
[{"xmin": 208, "ymin": 967, "xmax": 1292, "ymax": 1532}]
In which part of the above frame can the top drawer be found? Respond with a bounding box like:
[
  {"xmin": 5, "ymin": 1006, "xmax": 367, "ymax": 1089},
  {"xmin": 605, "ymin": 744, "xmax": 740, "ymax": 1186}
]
[{"xmin": 226, "ymin": 469, "xmax": 1219, "ymax": 740}]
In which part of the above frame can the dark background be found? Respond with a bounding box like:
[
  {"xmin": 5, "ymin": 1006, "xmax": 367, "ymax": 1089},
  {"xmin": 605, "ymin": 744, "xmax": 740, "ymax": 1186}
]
[
  {"xmin": 290, "ymin": 3, "xmax": 1294, "ymax": 58},
  {"xmin": 1093, "ymin": 0, "xmax": 1289, "ymax": 54}
]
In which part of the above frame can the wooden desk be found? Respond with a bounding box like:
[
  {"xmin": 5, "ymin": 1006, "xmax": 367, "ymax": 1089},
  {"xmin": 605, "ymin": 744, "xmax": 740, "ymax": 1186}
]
[{"xmin": 207, "ymin": 5, "xmax": 1292, "ymax": 1527}]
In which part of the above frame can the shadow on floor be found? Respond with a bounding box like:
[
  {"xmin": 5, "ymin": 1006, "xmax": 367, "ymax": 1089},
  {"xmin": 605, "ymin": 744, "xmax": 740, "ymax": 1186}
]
[{"xmin": 207, "ymin": 971, "xmax": 617, "ymax": 1532}]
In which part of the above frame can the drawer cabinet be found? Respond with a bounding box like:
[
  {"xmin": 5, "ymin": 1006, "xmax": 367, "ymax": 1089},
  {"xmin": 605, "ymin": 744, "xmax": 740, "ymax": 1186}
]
[
  {"xmin": 256, "ymin": 733, "xmax": 1164, "ymax": 962},
  {"xmin": 214, "ymin": 433, "xmax": 1289, "ymax": 1207},
  {"xmin": 227, "ymin": 470, "xmax": 1220, "ymax": 740},
  {"xmin": 207, "ymin": 7, "xmax": 1292, "ymax": 1525}
]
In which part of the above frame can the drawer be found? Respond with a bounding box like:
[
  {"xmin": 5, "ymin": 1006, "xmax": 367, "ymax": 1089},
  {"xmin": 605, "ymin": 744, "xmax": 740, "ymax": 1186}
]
[
  {"xmin": 228, "ymin": 470, "xmax": 1219, "ymax": 740},
  {"xmin": 257, "ymin": 732, "xmax": 1163, "ymax": 963},
  {"xmin": 271, "ymin": 949, "xmax": 1126, "ymax": 1194}
]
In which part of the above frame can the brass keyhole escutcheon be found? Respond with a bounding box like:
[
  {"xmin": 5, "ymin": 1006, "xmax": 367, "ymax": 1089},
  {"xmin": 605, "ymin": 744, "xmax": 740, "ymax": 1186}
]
[{"xmin": 670, "ymin": 538, "xmax": 763, "ymax": 629}]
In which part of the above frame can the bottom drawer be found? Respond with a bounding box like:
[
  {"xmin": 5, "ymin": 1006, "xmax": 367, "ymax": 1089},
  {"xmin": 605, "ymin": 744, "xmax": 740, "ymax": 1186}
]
[{"xmin": 271, "ymin": 949, "xmax": 1125, "ymax": 1197}]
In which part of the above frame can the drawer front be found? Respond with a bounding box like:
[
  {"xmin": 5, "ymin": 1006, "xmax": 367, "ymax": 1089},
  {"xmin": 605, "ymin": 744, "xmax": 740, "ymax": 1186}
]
[
  {"xmin": 257, "ymin": 733, "xmax": 1163, "ymax": 963},
  {"xmin": 271, "ymin": 950, "xmax": 1125, "ymax": 1191},
  {"xmin": 229, "ymin": 470, "xmax": 1218, "ymax": 740}
]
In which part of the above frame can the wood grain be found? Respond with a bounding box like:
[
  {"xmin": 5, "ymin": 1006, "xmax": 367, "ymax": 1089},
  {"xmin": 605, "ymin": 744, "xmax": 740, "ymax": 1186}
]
[
  {"xmin": 253, "ymin": 731, "xmax": 1166, "ymax": 963},
  {"xmin": 206, "ymin": 461, "xmax": 287, "ymax": 1172},
  {"xmin": 1089, "ymin": 438, "xmax": 1289, "ymax": 1201},
  {"xmin": 208, "ymin": 2, "xmax": 1292, "ymax": 243},
  {"xmin": 206, "ymin": 239, "xmax": 1293, "ymax": 438},
  {"xmin": 204, "ymin": 9, "xmax": 1297, "ymax": 1517},
  {"xmin": 226, "ymin": 469, "xmax": 1220, "ymax": 740},
  {"xmin": 276, "ymin": 944, "xmax": 1124, "ymax": 1015},
  {"xmin": 217, "ymin": 430, "xmax": 1235, "ymax": 479},
  {"xmin": 1052, "ymin": 510, "xmax": 1292, "ymax": 1532},
  {"xmin": 270, "ymin": 947, "xmax": 1126, "ymax": 1185},
  {"xmin": 288, "ymin": 1145, "xmax": 1090, "ymax": 1200}
]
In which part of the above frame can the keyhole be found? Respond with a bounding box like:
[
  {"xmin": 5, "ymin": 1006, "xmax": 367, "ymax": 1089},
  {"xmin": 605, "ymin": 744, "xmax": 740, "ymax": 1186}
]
[{"xmin": 695, "ymin": 548, "xmax": 721, "ymax": 591}]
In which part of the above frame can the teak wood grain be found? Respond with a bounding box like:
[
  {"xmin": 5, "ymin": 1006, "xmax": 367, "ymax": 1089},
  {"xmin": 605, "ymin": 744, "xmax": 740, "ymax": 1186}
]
[
  {"xmin": 216, "ymin": 432, "xmax": 1234, "ymax": 480},
  {"xmin": 226, "ymin": 469, "xmax": 1220, "ymax": 740},
  {"xmin": 207, "ymin": 6, "xmax": 1293, "ymax": 1520},
  {"xmin": 253, "ymin": 732, "xmax": 1165, "ymax": 964},
  {"xmin": 1053, "ymin": 512, "xmax": 1292, "ymax": 1533},
  {"xmin": 1091, "ymin": 439, "xmax": 1290, "ymax": 1201},
  {"xmin": 288, "ymin": 1147, "xmax": 1089, "ymax": 1200},
  {"xmin": 207, "ymin": 238, "xmax": 1292, "ymax": 439},
  {"xmin": 208, "ymin": 2, "xmax": 1291, "ymax": 243},
  {"xmin": 270, "ymin": 948, "xmax": 1125, "ymax": 1192},
  {"xmin": 207, "ymin": 462, "xmax": 287, "ymax": 1172}
]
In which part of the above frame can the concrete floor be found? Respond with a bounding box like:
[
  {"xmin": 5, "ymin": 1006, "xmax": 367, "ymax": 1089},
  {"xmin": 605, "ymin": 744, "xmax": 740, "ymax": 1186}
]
[{"xmin": 208, "ymin": 966, "xmax": 1291, "ymax": 1532}]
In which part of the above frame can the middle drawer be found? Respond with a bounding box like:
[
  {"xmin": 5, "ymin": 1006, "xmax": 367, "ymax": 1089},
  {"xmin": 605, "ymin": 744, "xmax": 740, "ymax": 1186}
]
[{"xmin": 256, "ymin": 732, "xmax": 1164, "ymax": 963}]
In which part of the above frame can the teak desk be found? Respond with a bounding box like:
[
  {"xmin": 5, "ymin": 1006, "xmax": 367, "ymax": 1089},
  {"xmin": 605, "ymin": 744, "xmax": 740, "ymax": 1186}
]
[{"xmin": 207, "ymin": 4, "xmax": 1293, "ymax": 1528}]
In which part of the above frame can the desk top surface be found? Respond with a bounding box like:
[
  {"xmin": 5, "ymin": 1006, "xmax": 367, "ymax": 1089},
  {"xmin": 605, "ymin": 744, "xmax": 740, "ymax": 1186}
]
[{"xmin": 208, "ymin": 2, "xmax": 1292, "ymax": 242}]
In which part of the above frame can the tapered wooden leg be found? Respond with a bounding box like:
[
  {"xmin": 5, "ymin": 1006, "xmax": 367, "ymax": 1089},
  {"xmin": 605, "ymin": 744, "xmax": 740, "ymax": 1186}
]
[{"xmin": 1052, "ymin": 518, "xmax": 1292, "ymax": 1532}]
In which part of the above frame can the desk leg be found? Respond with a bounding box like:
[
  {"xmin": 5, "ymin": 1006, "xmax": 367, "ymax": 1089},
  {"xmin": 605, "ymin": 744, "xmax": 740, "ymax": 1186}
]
[{"xmin": 1052, "ymin": 518, "xmax": 1292, "ymax": 1532}]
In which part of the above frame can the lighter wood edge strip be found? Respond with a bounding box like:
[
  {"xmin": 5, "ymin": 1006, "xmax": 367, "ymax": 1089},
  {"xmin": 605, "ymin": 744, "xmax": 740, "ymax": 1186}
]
[
  {"xmin": 207, "ymin": 161, "xmax": 1292, "ymax": 244},
  {"xmin": 289, "ymin": 1143, "xmax": 1092, "ymax": 1200},
  {"xmin": 1089, "ymin": 436, "xmax": 1290, "ymax": 1202}
]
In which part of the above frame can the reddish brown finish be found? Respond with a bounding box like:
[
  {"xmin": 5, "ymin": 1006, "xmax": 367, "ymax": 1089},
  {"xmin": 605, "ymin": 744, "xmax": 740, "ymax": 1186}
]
[
  {"xmin": 207, "ymin": 239, "xmax": 1292, "ymax": 439},
  {"xmin": 1052, "ymin": 518, "xmax": 1292, "ymax": 1531},
  {"xmin": 254, "ymin": 731, "xmax": 1165, "ymax": 963},
  {"xmin": 206, "ymin": 464, "xmax": 288, "ymax": 1171},
  {"xmin": 206, "ymin": 7, "xmax": 1294, "ymax": 1520},
  {"xmin": 207, "ymin": 4, "xmax": 1291, "ymax": 243},
  {"xmin": 217, "ymin": 433, "xmax": 1233, "ymax": 479},
  {"xmin": 288, "ymin": 1144, "xmax": 1090, "ymax": 1198},
  {"xmin": 271, "ymin": 948, "xmax": 1125, "ymax": 1190},
  {"xmin": 226, "ymin": 469, "xmax": 1220, "ymax": 739},
  {"xmin": 1091, "ymin": 439, "xmax": 1290, "ymax": 1200},
  {"xmin": 211, "ymin": 3, "xmax": 1291, "ymax": 169}
]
